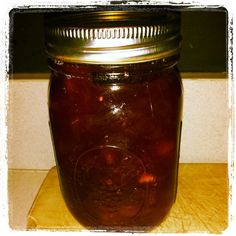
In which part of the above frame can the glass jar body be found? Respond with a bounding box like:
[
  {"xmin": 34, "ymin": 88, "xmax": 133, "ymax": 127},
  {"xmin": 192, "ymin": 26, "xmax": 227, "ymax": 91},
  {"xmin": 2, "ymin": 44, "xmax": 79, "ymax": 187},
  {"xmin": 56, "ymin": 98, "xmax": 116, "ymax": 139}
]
[{"xmin": 48, "ymin": 58, "xmax": 183, "ymax": 231}]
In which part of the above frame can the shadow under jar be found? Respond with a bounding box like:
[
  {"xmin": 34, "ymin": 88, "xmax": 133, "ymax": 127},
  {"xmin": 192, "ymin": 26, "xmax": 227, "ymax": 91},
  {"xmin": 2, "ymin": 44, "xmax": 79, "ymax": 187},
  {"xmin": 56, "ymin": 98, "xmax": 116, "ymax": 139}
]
[{"xmin": 45, "ymin": 10, "xmax": 183, "ymax": 232}]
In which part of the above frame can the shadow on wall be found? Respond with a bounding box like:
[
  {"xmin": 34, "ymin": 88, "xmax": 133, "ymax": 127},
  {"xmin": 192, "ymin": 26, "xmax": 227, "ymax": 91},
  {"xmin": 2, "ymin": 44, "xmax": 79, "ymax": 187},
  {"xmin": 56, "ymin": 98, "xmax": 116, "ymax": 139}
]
[{"xmin": 9, "ymin": 7, "xmax": 227, "ymax": 73}]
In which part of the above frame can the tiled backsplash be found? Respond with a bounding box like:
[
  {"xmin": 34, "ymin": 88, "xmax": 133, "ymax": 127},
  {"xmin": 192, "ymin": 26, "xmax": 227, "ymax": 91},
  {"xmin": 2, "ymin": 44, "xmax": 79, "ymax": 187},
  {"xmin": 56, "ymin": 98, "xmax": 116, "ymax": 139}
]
[{"xmin": 7, "ymin": 73, "xmax": 229, "ymax": 169}]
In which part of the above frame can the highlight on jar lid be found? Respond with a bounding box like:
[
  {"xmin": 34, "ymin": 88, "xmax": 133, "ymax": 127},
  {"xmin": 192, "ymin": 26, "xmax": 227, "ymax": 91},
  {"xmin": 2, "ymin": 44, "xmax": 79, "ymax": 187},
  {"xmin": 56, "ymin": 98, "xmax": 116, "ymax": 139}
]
[{"xmin": 45, "ymin": 10, "xmax": 181, "ymax": 64}]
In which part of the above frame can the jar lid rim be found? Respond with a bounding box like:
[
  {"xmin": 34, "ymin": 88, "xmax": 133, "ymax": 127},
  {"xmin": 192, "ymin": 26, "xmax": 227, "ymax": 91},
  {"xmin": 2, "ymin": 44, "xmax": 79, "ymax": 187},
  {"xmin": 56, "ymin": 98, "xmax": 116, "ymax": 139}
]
[{"xmin": 45, "ymin": 10, "xmax": 181, "ymax": 64}]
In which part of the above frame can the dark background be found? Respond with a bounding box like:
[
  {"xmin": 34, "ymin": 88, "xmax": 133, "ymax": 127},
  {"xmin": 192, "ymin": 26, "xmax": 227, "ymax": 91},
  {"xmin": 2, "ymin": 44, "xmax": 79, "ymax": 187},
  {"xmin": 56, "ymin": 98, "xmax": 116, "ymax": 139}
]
[{"xmin": 9, "ymin": 7, "xmax": 227, "ymax": 73}]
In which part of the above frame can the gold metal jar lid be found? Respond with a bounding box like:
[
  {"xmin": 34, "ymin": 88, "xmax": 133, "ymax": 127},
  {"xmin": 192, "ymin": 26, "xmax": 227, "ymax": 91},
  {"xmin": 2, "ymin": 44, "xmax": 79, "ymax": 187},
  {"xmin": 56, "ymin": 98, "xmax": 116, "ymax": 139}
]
[{"xmin": 45, "ymin": 10, "xmax": 181, "ymax": 64}]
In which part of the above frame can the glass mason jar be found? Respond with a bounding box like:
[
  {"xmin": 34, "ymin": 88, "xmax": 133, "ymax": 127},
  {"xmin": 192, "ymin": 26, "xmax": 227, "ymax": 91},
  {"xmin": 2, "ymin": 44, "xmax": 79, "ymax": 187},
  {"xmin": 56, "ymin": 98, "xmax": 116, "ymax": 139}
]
[{"xmin": 45, "ymin": 10, "xmax": 183, "ymax": 232}]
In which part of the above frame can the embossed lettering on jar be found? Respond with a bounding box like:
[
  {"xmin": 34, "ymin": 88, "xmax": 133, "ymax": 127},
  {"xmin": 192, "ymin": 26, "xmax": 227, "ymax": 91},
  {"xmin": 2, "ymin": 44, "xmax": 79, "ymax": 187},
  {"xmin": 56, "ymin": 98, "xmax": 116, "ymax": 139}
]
[{"xmin": 45, "ymin": 10, "xmax": 183, "ymax": 232}]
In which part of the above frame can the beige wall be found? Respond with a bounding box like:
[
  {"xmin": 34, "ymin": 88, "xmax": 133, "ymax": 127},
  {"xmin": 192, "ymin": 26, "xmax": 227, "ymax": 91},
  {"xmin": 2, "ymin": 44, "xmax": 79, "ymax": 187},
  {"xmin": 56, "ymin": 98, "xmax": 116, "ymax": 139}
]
[{"xmin": 7, "ymin": 73, "xmax": 229, "ymax": 169}]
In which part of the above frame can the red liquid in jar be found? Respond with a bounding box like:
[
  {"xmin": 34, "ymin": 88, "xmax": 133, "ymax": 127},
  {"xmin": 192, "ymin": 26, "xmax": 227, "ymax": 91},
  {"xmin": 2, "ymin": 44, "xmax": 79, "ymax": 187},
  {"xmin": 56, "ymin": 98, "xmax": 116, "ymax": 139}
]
[{"xmin": 49, "ymin": 59, "xmax": 183, "ymax": 231}]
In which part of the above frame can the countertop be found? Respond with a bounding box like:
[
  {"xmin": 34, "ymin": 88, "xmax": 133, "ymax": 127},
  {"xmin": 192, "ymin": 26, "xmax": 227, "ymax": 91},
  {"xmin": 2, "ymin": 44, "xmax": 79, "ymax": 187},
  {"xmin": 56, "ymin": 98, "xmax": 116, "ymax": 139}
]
[
  {"xmin": 8, "ymin": 169, "xmax": 48, "ymax": 229},
  {"xmin": 9, "ymin": 164, "xmax": 228, "ymax": 233}
]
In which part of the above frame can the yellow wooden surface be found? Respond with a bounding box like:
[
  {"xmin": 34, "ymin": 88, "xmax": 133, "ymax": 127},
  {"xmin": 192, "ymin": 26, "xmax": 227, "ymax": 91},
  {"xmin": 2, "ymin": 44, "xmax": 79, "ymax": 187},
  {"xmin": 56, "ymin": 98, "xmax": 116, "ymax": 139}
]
[{"xmin": 27, "ymin": 164, "xmax": 228, "ymax": 233}]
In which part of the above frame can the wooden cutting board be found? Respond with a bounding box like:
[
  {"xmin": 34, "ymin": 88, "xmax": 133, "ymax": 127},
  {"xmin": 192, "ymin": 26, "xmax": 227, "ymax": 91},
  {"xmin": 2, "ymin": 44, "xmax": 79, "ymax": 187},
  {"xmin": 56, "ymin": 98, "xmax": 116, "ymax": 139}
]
[{"xmin": 27, "ymin": 164, "xmax": 228, "ymax": 233}]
